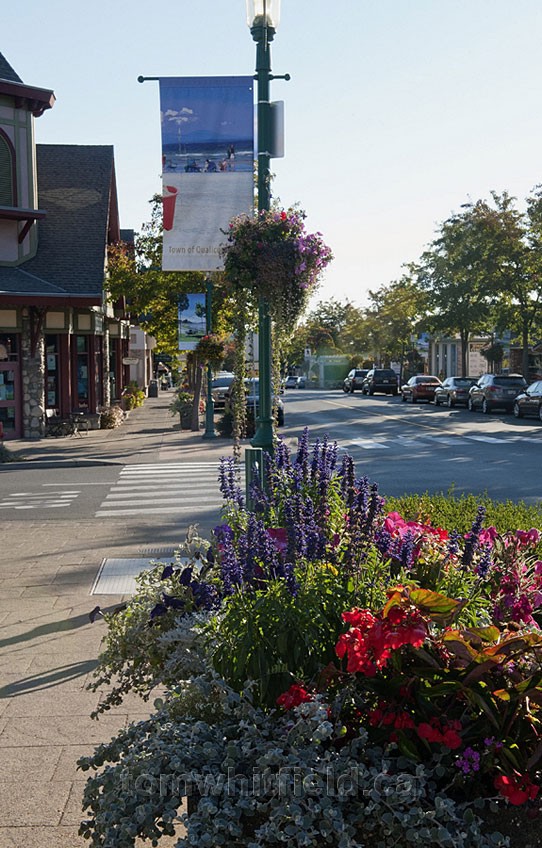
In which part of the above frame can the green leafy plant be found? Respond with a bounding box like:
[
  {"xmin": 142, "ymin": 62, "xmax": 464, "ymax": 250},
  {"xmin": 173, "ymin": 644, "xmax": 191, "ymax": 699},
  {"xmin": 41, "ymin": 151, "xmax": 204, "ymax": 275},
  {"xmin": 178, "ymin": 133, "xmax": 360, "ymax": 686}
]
[
  {"xmin": 79, "ymin": 673, "xmax": 506, "ymax": 848},
  {"xmin": 87, "ymin": 527, "xmax": 215, "ymax": 716},
  {"xmin": 121, "ymin": 381, "xmax": 145, "ymax": 409}
]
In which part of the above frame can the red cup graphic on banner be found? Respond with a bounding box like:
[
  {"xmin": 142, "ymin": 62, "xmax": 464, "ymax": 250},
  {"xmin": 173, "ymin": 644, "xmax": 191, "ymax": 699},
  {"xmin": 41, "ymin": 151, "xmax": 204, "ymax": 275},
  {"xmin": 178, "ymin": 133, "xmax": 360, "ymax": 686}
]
[{"xmin": 162, "ymin": 185, "xmax": 178, "ymax": 231}]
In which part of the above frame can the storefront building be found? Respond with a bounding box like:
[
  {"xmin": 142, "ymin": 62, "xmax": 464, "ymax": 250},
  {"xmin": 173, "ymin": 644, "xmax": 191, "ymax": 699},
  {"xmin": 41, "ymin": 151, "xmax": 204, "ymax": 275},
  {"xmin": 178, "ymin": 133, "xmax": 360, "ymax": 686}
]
[{"xmin": 0, "ymin": 53, "xmax": 130, "ymax": 439}]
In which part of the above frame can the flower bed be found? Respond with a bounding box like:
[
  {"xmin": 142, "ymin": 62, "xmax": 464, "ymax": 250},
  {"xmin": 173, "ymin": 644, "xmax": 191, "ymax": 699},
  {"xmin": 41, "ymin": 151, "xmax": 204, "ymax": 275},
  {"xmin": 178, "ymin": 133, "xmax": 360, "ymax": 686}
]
[{"xmin": 79, "ymin": 430, "xmax": 542, "ymax": 847}]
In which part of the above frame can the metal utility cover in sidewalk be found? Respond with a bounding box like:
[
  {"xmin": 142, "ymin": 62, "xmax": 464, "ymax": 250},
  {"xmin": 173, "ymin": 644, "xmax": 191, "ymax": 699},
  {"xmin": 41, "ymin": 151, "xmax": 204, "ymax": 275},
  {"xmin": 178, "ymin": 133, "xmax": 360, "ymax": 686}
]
[{"xmin": 91, "ymin": 557, "xmax": 176, "ymax": 595}]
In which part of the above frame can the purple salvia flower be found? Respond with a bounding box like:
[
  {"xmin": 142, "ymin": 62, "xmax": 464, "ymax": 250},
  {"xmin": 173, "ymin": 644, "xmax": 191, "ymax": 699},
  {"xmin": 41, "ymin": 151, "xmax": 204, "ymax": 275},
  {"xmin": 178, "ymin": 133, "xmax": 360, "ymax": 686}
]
[
  {"xmin": 274, "ymin": 438, "xmax": 291, "ymax": 471},
  {"xmin": 446, "ymin": 529, "xmax": 461, "ymax": 558},
  {"xmin": 374, "ymin": 528, "xmax": 393, "ymax": 556},
  {"xmin": 274, "ymin": 560, "xmax": 299, "ymax": 596},
  {"xmin": 294, "ymin": 427, "xmax": 311, "ymax": 484},
  {"xmin": 476, "ymin": 544, "xmax": 493, "ymax": 579},
  {"xmin": 400, "ymin": 530, "xmax": 416, "ymax": 570},
  {"xmin": 214, "ymin": 524, "xmax": 241, "ymax": 594},
  {"xmin": 339, "ymin": 454, "xmax": 356, "ymax": 508},
  {"xmin": 218, "ymin": 457, "xmax": 244, "ymax": 507},
  {"xmin": 462, "ymin": 505, "xmax": 486, "ymax": 569}
]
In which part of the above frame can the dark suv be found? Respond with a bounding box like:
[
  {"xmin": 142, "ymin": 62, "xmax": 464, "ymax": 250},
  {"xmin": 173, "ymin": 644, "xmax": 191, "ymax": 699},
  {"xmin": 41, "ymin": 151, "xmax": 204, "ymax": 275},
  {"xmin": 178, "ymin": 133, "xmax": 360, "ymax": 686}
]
[
  {"xmin": 468, "ymin": 373, "xmax": 527, "ymax": 414},
  {"xmin": 361, "ymin": 368, "xmax": 399, "ymax": 396},
  {"xmin": 342, "ymin": 368, "xmax": 368, "ymax": 393}
]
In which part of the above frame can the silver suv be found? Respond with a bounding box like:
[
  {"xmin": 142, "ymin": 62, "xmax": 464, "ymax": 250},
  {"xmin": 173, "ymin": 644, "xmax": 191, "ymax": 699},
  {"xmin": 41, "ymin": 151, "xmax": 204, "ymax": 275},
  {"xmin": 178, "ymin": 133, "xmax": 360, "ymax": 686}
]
[
  {"xmin": 343, "ymin": 368, "xmax": 368, "ymax": 393},
  {"xmin": 468, "ymin": 373, "xmax": 527, "ymax": 414}
]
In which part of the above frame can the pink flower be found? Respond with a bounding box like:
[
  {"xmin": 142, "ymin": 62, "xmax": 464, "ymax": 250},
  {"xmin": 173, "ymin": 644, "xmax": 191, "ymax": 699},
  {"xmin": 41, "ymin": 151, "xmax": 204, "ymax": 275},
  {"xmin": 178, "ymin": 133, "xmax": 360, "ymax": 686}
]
[
  {"xmin": 516, "ymin": 529, "xmax": 541, "ymax": 547},
  {"xmin": 267, "ymin": 527, "xmax": 288, "ymax": 555},
  {"xmin": 479, "ymin": 526, "xmax": 498, "ymax": 546}
]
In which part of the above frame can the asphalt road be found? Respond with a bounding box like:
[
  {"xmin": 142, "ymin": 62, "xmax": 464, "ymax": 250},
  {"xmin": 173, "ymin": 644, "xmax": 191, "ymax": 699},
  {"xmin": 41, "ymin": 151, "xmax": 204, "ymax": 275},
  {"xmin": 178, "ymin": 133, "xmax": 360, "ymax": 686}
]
[
  {"xmin": 280, "ymin": 387, "xmax": 542, "ymax": 504},
  {"xmin": 0, "ymin": 389, "xmax": 541, "ymax": 525},
  {"xmin": 0, "ymin": 461, "xmax": 227, "ymax": 533}
]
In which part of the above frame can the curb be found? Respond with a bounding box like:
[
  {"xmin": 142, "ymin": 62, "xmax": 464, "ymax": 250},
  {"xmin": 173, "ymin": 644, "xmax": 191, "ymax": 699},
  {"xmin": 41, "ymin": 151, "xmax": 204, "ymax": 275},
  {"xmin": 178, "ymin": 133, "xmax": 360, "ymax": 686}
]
[{"xmin": 0, "ymin": 458, "xmax": 123, "ymax": 469}]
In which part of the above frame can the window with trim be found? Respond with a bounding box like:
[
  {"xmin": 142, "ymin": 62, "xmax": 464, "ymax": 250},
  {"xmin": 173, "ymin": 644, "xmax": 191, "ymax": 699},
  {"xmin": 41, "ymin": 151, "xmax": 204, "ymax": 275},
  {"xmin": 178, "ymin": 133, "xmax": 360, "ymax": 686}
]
[{"xmin": 0, "ymin": 132, "xmax": 15, "ymax": 207}]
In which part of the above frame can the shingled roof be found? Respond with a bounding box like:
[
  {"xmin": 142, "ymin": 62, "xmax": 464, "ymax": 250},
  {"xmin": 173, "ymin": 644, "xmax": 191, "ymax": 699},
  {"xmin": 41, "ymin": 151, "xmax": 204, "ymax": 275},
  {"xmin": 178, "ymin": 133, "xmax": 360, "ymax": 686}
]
[
  {"xmin": 0, "ymin": 144, "xmax": 120, "ymax": 303},
  {"xmin": 0, "ymin": 53, "xmax": 22, "ymax": 83}
]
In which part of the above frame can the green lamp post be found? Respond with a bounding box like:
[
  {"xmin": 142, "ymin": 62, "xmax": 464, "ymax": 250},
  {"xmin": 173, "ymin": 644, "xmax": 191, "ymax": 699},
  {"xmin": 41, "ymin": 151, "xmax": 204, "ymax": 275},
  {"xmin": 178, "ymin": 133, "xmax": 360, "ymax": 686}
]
[
  {"xmin": 246, "ymin": 0, "xmax": 281, "ymax": 455},
  {"xmin": 202, "ymin": 277, "xmax": 217, "ymax": 439}
]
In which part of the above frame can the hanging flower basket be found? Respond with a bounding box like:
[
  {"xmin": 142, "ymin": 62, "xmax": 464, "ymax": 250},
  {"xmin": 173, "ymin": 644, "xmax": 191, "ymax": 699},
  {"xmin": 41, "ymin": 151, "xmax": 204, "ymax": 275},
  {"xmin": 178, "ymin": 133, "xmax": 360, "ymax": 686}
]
[
  {"xmin": 194, "ymin": 333, "xmax": 226, "ymax": 370},
  {"xmin": 221, "ymin": 208, "xmax": 333, "ymax": 329}
]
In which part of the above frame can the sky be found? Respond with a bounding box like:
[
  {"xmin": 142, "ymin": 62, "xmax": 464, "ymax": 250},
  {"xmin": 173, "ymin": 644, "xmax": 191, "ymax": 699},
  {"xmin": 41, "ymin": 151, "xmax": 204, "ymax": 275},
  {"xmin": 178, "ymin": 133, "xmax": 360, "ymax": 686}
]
[{"xmin": 4, "ymin": 0, "xmax": 542, "ymax": 311}]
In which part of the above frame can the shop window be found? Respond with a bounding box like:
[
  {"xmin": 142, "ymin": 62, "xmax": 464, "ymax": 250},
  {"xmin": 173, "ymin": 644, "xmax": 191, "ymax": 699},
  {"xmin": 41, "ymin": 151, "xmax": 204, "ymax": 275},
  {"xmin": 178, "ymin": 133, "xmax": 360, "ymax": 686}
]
[
  {"xmin": 76, "ymin": 335, "xmax": 89, "ymax": 408},
  {"xmin": 0, "ymin": 334, "xmax": 18, "ymax": 362},
  {"xmin": 94, "ymin": 336, "xmax": 103, "ymax": 406},
  {"xmin": 0, "ymin": 132, "xmax": 15, "ymax": 207},
  {"xmin": 45, "ymin": 335, "xmax": 59, "ymax": 409}
]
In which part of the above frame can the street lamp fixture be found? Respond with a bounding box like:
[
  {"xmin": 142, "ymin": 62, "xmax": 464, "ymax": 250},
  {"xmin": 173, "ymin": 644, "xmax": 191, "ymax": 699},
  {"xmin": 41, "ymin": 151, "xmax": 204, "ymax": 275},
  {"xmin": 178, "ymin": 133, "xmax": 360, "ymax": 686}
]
[
  {"xmin": 246, "ymin": 0, "xmax": 281, "ymax": 29},
  {"xmin": 245, "ymin": 0, "xmax": 282, "ymax": 454}
]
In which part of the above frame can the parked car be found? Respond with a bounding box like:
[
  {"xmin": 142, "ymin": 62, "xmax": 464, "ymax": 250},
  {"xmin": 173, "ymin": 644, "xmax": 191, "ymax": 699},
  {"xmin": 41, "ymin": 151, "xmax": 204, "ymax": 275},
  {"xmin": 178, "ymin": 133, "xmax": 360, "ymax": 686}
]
[
  {"xmin": 343, "ymin": 368, "xmax": 368, "ymax": 393},
  {"xmin": 297, "ymin": 376, "xmax": 306, "ymax": 388},
  {"xmin": 285, "ymin": 375, "xmax": 301, "ymax": 389},
  {"xmin": 361, "ymin": 368, "xmax": 399, "ymax": 396},
  {"xmin": 401, "ymin": 375, "xmax": 441, "ymax": 403},
  {"xmin": 211, "ymin": 372, "xmax": 235, "ymax": 409},
  {"xmin": 433, "ymin": 376, "xmax": 478, "ymax": 408},
  {"xmin": 245, "ymin": 378, "xmax": 285, "ymax": 426},
  {"xmin": 468, "ymin": 373, "xmax": 527, "ymax": 414},
  {"xmin": 513, "ymin": 380, "xmax": 542, "ymax": 421},
  {"xmin": 226, "ymin": 378, "xmax": 284, "ymax": 426}
]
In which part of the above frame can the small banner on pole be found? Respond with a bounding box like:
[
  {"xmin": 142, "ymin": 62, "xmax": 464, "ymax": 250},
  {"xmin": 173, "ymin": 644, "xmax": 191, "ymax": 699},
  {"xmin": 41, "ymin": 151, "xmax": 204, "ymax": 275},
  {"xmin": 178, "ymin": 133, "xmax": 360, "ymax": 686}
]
[
  {"xmin": 159, "ymin": 76, "xmax": 254, "ymax": 272},
  {"xmin": 178, "ymin": 292, "xmax": 207, "ymax": 351}
]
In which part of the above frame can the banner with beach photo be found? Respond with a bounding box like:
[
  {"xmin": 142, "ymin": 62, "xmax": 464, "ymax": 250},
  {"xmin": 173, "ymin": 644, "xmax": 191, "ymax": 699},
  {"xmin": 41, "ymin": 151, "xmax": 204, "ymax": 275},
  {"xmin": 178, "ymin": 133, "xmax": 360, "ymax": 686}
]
[
  {"xmin": 159, "ymin": 76, "xmax": 254, "ymax": 272},
  {"xmin": 177, "ymin": 292, "xmax": 206, "ymax": 351}
]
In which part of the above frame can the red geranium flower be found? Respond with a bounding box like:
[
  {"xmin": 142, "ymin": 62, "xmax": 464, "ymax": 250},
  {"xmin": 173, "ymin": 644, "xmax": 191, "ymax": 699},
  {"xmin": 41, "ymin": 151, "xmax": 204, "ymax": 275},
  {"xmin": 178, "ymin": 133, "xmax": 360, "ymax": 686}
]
[
  {"xmin": 494, "ymin": 773, "xmax": 540, "ymax": 805},
  {"xmin": 276, "ymin": 683, "xmax": 312, "ymax": 710}
]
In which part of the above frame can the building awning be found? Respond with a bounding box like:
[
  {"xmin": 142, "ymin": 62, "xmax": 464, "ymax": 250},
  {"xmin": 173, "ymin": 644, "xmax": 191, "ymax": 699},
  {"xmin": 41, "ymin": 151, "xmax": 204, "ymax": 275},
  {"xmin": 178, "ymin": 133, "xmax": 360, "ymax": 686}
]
[
  {"xmin": 0, "ymin": 80, "xmax": 55, "ymax": 116},
  {"xmin": 0, "ymin": 294, "xmax": 102, "ymax": 308},
  {"xmin": 0, "ymin": 205, "xmax": 47, "ymax": 243}
]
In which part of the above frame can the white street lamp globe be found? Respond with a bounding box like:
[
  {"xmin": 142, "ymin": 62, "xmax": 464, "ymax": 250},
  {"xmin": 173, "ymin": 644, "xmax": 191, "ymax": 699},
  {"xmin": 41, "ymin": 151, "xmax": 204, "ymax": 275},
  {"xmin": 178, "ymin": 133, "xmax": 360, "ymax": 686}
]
[{"xmin": 246, "ymin": 0, "xmax": 281, "ymax": 29}]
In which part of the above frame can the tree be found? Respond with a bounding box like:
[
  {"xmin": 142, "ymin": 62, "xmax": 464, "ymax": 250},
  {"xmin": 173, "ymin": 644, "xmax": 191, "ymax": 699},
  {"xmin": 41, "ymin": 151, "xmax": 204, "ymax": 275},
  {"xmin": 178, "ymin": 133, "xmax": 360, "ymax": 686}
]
[
  {"xmin": 364, "ymin": 277, "xmax": 428, "ymax": 380},
  {"xmin": 441, "ymin": 190, "xmax": 542, "ymax": 379},
  {"xmin": 413, "ymin": 201, "xmax": 499, "ymax": 375}
]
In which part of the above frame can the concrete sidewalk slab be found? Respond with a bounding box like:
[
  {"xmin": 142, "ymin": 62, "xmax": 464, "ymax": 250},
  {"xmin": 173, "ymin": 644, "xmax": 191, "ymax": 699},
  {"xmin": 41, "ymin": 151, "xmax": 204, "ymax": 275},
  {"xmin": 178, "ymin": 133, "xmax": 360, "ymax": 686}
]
[{"xmin": 0, "ymin": 393, "xmax": 239, "ymax": 845}]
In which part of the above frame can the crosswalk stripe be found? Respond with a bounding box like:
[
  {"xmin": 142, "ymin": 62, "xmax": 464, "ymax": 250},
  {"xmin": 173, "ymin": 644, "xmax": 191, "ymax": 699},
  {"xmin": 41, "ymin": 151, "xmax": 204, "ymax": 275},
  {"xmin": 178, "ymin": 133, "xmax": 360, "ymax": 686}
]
[
  {"xmin": 94, "ymin": 461, "xmax": 244, "ymax": 518},
  {"xmin": 350, "ymin": 440, "xmax": 390, "ymax": 449},
  {"xmin": 103, "ymin": 494, "xmax": 216, "ymax": 505},
  {"xmin": 465, "ymin": 435, "xmax": 506, "ymax": 443},
  {"xmin": 95, "ymin": 505, "xmax": 214, "ymax": 517}
]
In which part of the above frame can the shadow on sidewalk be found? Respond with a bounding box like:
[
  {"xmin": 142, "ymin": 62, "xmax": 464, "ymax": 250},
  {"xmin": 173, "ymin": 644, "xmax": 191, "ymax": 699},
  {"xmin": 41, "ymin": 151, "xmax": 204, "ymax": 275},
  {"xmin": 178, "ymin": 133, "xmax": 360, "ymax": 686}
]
[
  {"xmin": 0, "ymin": 659, "xmax": 99, "ymax": 697},
  {"xmin": 0, "ymin": 603, "xmax": 124, "ymax": 651}
]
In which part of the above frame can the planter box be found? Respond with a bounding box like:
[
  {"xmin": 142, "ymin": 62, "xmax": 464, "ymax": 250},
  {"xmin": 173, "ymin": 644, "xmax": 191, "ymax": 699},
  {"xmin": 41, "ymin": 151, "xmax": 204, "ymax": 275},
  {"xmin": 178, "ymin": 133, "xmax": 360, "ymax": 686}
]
[{"xmin": 85, "ymin": 413, "xmax": 102, "ymax": 430}]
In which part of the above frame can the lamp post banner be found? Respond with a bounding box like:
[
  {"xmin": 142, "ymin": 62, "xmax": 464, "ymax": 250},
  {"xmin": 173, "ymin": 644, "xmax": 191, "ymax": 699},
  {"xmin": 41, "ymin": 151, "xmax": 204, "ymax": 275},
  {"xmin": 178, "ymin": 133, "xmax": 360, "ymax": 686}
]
[
  {"xmin": 177, "ymin": 292, "xmax": 206, "ymax": 351},
  {"xmin": 159, "ymin": 76, "xmax": 254, "ymax": 271}
]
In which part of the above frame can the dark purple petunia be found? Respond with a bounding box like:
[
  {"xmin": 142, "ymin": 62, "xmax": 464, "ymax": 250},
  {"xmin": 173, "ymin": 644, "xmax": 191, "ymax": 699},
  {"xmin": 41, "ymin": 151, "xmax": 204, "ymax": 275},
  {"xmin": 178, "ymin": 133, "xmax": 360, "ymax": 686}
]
[
  {"xmin": 179, "ymin": 567, "xmax": 193, "ymax": 586},
  {"xmin": 149, "ymin": 602, "xmax": 168, "ymax": 620},
  {"xmin": 162, "ymin": 593, "xmax": 186, "ymax": 611},
  {"xmin": 161, "ymin": 564, "xmax": 175, "ymax": 580},
  {"xmin": 191, "ymin": 581, "xmax": 221, "ymax": 610}
]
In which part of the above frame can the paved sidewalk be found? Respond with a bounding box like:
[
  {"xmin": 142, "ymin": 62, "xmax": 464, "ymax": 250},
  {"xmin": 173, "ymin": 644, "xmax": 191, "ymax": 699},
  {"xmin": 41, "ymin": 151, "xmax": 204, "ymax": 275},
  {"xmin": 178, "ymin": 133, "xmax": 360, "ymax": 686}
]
[
  {"xmin": 0, "ymin": 392, "xmax": 237, "ymax": 847},
  {"xmin": 3, "ymin": 390, "xmax": 231, "ymax": 468}
]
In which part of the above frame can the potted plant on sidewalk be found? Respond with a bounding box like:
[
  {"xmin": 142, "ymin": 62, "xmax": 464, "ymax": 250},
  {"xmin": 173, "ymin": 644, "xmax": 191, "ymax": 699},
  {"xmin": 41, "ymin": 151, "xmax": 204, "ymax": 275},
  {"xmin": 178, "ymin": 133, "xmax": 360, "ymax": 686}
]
[{"xmin": 169, "ymin": 391, "xmax": 195, "ymax": 429}]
